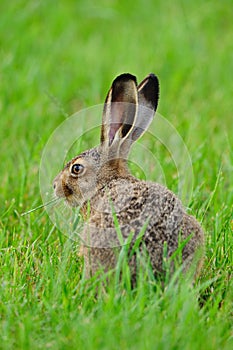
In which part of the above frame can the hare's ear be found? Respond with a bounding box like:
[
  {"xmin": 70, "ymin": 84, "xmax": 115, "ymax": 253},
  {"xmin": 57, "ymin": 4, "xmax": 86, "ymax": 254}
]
[
  {"xmin": 131, "ymin": 74, "xmax": 159, "ymax": 142},
  {"xmin": 101, "ymin": 73, "xmax": 138, "ymax": 146}
]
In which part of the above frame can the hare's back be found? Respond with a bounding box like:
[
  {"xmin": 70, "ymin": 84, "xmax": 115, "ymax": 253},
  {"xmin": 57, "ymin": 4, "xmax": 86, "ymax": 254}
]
[{"xmin": 94, "ymin": 179, "xmax": 184, "ymax": 235}]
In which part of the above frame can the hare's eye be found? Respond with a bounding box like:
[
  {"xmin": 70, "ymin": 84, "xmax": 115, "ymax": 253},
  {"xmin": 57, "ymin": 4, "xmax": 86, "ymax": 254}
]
[{"xmin": 71, "ymin": 163, "xmax": 84, "ymax": 176}]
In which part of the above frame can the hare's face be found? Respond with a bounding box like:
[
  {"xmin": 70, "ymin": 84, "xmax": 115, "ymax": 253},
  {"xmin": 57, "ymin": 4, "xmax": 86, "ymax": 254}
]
[{"xmin": 53, "ymin": 149, "xmax": 100, "ymax": 207}]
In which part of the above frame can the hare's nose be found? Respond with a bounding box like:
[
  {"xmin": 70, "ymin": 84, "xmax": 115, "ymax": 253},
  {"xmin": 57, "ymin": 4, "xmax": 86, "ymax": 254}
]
[{"xmin": 53, "ymin": 174, "xmax": 61, "ymax": 191}]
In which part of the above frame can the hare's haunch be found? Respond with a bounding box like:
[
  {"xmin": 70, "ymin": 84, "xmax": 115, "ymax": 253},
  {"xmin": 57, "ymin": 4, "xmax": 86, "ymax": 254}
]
[{"xmin": 53, "ymin": 73, "xmax": 204, "ymax": 281}]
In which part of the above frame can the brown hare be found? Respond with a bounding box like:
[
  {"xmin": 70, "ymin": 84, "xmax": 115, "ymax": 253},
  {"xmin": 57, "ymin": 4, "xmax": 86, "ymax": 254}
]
[{"xmin": 53, "ymin": 73, "xmax": 204, "ymax": 282}]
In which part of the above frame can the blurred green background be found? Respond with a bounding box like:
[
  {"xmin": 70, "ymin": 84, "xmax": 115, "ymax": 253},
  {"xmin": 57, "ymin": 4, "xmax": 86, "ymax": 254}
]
[
  {"xmin": 1, "ymin": 0, "xmax": 232, "ymax": 205},
  {"xmin": 0, "ymin": 1, "xmax": 232, "ymax": 349}
]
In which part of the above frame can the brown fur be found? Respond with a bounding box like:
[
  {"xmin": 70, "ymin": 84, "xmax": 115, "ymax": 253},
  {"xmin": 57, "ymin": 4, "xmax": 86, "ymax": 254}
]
[{"xmin": 53, "ymin": 73, "xmax": 205, "ymax": 284}]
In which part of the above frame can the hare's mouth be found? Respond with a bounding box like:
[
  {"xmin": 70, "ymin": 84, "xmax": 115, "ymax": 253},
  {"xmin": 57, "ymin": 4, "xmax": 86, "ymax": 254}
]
[{"xmin": 65, "ymin": 196, "xmax": 81, "ymax": 208}]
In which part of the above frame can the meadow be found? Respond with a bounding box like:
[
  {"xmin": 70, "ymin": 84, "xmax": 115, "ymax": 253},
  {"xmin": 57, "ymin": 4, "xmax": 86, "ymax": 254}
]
[{"xmin": 0, "ymin": 0, "xmax": 232, "ymax": 349}]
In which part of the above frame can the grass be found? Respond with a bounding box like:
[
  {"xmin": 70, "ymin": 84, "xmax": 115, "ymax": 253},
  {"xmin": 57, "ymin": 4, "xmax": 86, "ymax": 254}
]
[{"xmin": 0, "ymin": 0, "xmax": 233, "ymax": 349}]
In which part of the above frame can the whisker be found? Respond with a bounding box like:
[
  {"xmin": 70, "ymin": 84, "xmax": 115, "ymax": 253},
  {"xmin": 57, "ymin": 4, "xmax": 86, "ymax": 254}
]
[{"xmin": 21, "ymin": 198, "xmax": 60, "ymax": 216}]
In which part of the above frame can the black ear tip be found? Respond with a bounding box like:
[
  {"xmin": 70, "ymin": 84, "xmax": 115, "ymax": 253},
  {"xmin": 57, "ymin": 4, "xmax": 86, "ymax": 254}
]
[
  {"xmin": 138, "ymin": 73, "xmax": 159, "ymax": 90},
  {"xmin": 148, "ymin": 73, "xmax": 159, "ymax": 87},
  {"xmin": 113, "ymin": 73, "xmax": 137, "ymax": 85},
  {"xmin": 137, "ymin": 73, "xmax": 160, "ymax": 110}
]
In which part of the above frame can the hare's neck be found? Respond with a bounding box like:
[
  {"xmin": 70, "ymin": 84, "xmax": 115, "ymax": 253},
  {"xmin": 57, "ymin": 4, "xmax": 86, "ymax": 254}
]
[
  {"xmin": 97, "ymin": 158, "xmax": 133, "ymax": 185},
  {"xmin": 80, "ymin": 172, "xmax": 138, "ymax": 220}
]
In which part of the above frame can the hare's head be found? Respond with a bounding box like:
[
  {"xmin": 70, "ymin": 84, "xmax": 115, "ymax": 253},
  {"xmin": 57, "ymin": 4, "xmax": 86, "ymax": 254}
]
[{"xmin": 53, "ymin": 73, "xmax": 159, "ymax": 207}]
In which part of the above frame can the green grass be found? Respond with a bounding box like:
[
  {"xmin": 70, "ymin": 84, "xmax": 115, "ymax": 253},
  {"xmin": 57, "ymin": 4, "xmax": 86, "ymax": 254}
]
[{"xmin": 0, "ymin": 0, "xmax": 233, "ymax": 349}]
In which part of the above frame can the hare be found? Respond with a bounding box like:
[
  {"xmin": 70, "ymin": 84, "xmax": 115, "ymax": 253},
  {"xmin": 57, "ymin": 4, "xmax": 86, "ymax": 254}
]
[{"xmin": 53, "ymin": 73, "xmax": 204, "ymax": 282}]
